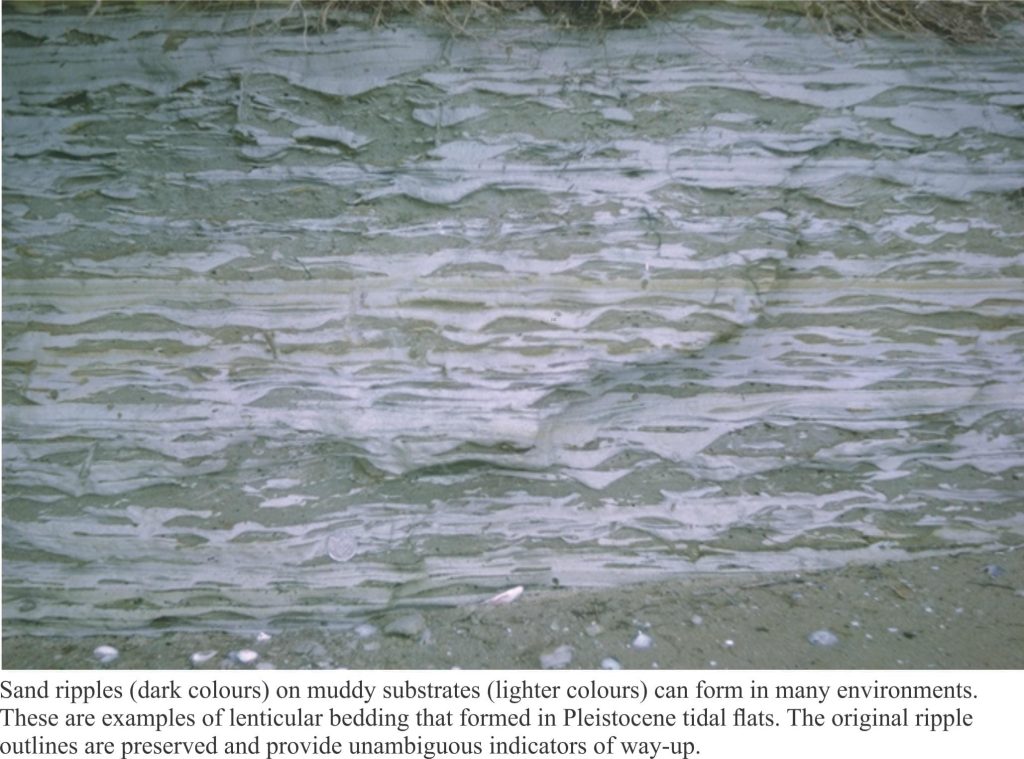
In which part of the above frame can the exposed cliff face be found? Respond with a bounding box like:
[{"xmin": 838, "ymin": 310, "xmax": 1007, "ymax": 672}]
[{"xmin": 3, "ymin": 4, "xmax": 1023, "ymax": 636}]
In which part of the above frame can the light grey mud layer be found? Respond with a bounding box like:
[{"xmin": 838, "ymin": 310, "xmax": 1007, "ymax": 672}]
[
  {"xmin": 3, "ymin": 4, "xmax": 1024, "ymax": 651},
  {"xmin": 4, "ymin": 549, "xmax": 1022, "ymax": 669}
]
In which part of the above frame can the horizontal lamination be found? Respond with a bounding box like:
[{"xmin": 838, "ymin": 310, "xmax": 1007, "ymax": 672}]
[{"xmin": 4, "ymin": 3, "xmax": 1023, "ymax": 635}]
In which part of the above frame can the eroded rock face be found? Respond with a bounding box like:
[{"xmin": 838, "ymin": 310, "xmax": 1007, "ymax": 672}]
[{"xmin": 3, "ymin": 4, "xmax": 1023, "ymax": 636}]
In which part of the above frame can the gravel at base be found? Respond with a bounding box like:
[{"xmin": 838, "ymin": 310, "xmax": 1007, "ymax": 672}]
[{"xmin": 4, "ymin": 549, "xmax": 1021, "ymax": 670}]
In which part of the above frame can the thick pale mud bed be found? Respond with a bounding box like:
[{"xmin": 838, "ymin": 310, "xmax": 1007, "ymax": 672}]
[{"xmin": 3, "ymin": 3, "xmax": 1023, "ymax": 668}]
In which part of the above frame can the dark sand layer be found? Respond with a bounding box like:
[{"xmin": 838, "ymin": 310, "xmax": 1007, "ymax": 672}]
[{"xmin": 4, "ymin": 549, "xmax": 1022, "ymax": 670}]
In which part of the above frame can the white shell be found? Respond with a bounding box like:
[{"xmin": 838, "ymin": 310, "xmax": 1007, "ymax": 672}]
[
  {"xmin": 93, "ymin": 645, "xmax": 119, "ymax": 664},
  {"xmin": 484, "ymin": 585, "xmax": 524, "ymax": 605},
  {"xmin": 231, "ymin": 649, "xmax": 260, "ymax": 664},
  {"xmin": 631, "ymin": 631, "xmax": 653, "ymax": 649},
  {"xmin": 808, "ymin": 629, "xmax": 840, "ymax": 647},
  {"xmin": 189, "ymin": 650, "xmax": 218, "ymax": 666}
]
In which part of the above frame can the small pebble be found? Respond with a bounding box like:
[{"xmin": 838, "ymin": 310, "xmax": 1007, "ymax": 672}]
[
  {"xmin": 983, "ymin": 564, "xmax": 1006, "ymax": 578},
  {"xmin": 807, "ymin": 629, "xmax": 839, "ymax": 647},
  {"xmin": 540, "ymin": 644, "xmax": 573, "ymax": 669},
  {"xmin": 690, "ymin": 614, "xmax": 703, "ymax": 626},
  {"xmin": 585, "ymin": 621, "xmax": 603, "ymax": 637},
  {"xmin": 631, "ymin": 631, "xmax": 653, "ymax": 649},
  {"xmin": 255, "ymin": 631, "xmax": 272, "ymax": 643},
  {"xmin": 231, "ymin": 649, "xmax": 259, "ymax": 664},
  {"xmin": 384, "ymin": 613, "xmax": 426, "ymax": 639},
  {"xmin": 601, "ymin": 657, "xmax": 622, "ymax": 670},
  {"xmin": 93, "ymin": 645, "xmax": 119, "ymax": 665},
  {"xmin": 189, "ymin": 650, "xmax": 217, "ymax": 666},
  {"xmin": 291, "ymin": 640, "xmax": 329, "ymax": 661},
  {"xmin": 354, "ymin": 623, "xmax": 377, "ymax": 638},
  {"xmin": 723, "ymin": 638, "xmax": 735, "ymax": 648}
]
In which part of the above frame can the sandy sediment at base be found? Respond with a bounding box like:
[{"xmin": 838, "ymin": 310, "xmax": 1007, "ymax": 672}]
[{"xmin": 3, "ymin": 549, "xmax": 1022, "ymax": 670}]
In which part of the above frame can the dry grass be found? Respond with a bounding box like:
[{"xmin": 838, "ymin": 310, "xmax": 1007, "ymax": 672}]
[
  {"xmin": 33, "ymin": 0, "xmax": 1024, "ymax": 42},
  {"xmin": 306, "ymin": 0, "xmax": 1024, "ymax": 41},
  {"xmin": 802, "ymin": 1, "xmax": 1024, "ymax": 43},
  {"xmin": 289, "ymin": 0, "xmax": 676, "ymax": 32}
]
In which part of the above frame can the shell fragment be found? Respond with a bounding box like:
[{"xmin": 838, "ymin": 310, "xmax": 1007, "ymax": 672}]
[{"xmin": 484, "ymin": 586, "xmax": 524, "ymax": 605}]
